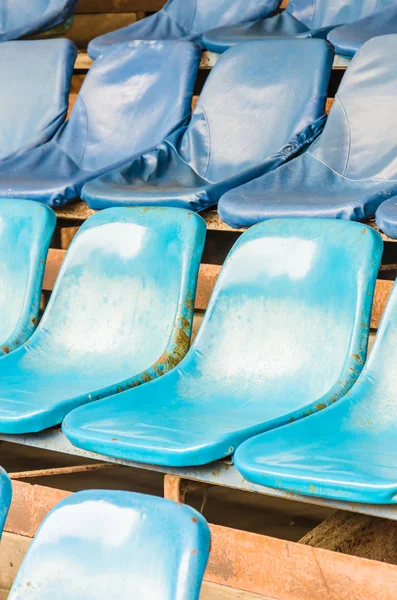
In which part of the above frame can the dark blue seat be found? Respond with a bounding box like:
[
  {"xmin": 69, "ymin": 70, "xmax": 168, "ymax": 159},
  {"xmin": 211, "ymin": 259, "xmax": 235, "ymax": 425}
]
[
  {"xmin": 8, "ymin": 490, "xmax": 210, "ymax": 599},
  {"xmin": 82, "ymin": 39, "xmax": 333, "ymax": 212},
  {"xmin": 0, "ymin": 468, "xmax": 11, "ymax": 536},
  {"xmin": 63, "ymin": 219, "xmax": 382, "ymax": 468},
  {"xmin": 0, "ymin": 0, "xmax": 78, "ymax": 41},
  {"xmin": 88, "ymin": 0, "xmax": 281, "ymax": 59},
  {"xmin": 328, "ymin": 5, "xmax": 397, "ymax": 58},
  {"xmin": 0, "ymin": 200, "xmax": 55, "ymax": 356},
  {"xmin": 202, "ymin": 0, "xmax": 395, "ymax": 54},
  {"xmin": 235, "ymin": 276, "xmax": 397, "ymax": 505},
  {"xmin": 0, "ymin": 207, "xmax": 205, "ymax": 434},
  {"xmin": 0, "ymin": 39, "xmax": 76, "ymax": 162},
  {"xmin": 0, "ymin": 40, "xmax": 200, "ymax": 207},
  {"xmin": 219, "ymin": 35, "xmax": 397, "ymax": 229}
]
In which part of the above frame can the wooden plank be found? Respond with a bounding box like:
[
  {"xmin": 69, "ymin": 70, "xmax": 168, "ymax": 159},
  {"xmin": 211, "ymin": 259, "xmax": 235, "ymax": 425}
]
[
  {"xmin": 0, "ymin": 532, "xmax": 31, "ymax": 594},
  {"xmin": 201, "ymin": 582, "xmax": 274, "ymax": 600},
  {"xmin": 76, "ymin": 0, "xmax": 165, "ymax": 12},
  {"xmin": 65, "ymin": 13, "xmax": 141, "ymax": 48},
  {"xmin": 371, "ymin": 279, "xmax": 393, "ymax": 329}
]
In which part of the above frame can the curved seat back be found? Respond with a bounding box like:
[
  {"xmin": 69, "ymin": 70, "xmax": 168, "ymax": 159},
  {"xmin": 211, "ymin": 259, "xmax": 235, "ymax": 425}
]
[
  {"xmin": 0, "ymin": 39, "xmax": 76, "ymax": 161},
  {"xmin": 0, "ymin": 200, "xmax": 56, "ymax": 355},
  {"xmin": 0, "ymin": 468, "xmax": 11, "ymax": 536},
  {"xmin": 8, "ymin": 490, "xmax": 210, "ymax": 600},
  {"xmin": 0, "ymin": 0, "xmax": 78, "ymax": 40},
  {"xmin": 287, "ymin": 0, "xmax": 395, "ymax": 30}
]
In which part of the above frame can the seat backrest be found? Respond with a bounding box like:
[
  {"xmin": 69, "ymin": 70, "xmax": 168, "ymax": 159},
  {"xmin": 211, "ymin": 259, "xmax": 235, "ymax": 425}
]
[
  {"xmin": 0, "ymin": 200, "xmax": 55, "ymax": 355},
  {"xmin": 8, "ymin": 490, "xmax": 210, "ymax": 600},
  {"xmin": 309, "ymin": 35, "xmax": 397, "ymax": 181},
  {"xmin": 287, "ymin": 0, "xmax": 395, "ymax": 30},
  {"xmin": 55, "ymin": 40, "xmax": 200, "ymax": 173},
  {"xmin": 188, "ymin": 219, "xmax": 382, "ymax": 410},
  {"xmin": 0, "ymin": 0, "xmax": 77, "ymax": 36},
  {"xmin": 163, "ymin": 0, "xmax": 281, "ymax": 33},
  {"xmin": 0, "ymin": 468, "xmax": 11, "ymax": 536},
  {"xmin": 177, "ymin": 39, "xmax": 333, "ymax": 182},
  {"xmin": 0, "ymin": 39, "xmax": 76, "ymax": 161},
  {"xmin": 20, "ymin": 207, "xmax": 205, "ymax": 385}
]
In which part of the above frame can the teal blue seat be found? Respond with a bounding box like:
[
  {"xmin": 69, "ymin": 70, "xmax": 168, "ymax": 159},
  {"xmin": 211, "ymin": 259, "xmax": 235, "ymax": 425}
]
[
  {"xmin": 235, "ymin": 276, "xmax": 397, "ymax": 505},
  {"xmin": 0, "ymin": 200, "xmax": 55, "ymax": 356},
  {"xmin": 63, "ymin": 219, "xmax": 382, "ymax": 467},
  {"xmin": 0, "ymin": 207, "xmax": 205, "ymax": 433},
  {"xmin": 8, "ymin": 490, "xmax": 210, "ymax": 600},
  {"xmin": 0, "ymin": 468, "xmax": 11, "ymax": 536}
]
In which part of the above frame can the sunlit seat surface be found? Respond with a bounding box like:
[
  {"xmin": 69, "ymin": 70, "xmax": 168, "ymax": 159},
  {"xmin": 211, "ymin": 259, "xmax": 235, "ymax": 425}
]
[
  {"xmin": 88, "ymin": 0, "xmax": 281, "ymax": 59},
  {"xmin": 219, "ymin": 36, "xmax": 397, "ymax": 228},
  {"xmin": 8, "ymin": 490, "xmax": 210, "ymax": 600},
  {"xmin": 0, "ymin": 207, "xmax": 205, "ymax": 433},
  {"xmin": 64, "ymin": 219, "xmax": 382, "ymax": 467},
  {"xmin": 82, "ymin": 39, "xmax": 333, "ymax": 212}
]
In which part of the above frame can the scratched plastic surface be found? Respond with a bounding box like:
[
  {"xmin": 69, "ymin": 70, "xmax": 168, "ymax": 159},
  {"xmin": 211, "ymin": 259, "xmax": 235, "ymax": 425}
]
[
  {"xmin": 64, "ymin": 219, "xmax": 382, "ymax": 467},
  {"xmin": 8, "ymin": 490, "xmax": 210, "ymax": 599},
  {"xmin": 0, "ymin": 200, "xmax": 55, "ymax": 356},
  {"xmin": 235, "ymin": 275, "xmax": 397, "ymax": 504},
  {"xmin": 0, "ymin": 467, "xmax": 11, "ymax": 536},
  {"xmin": 0, "ymin": 207, "xmax": 205, "ymax": 433}
]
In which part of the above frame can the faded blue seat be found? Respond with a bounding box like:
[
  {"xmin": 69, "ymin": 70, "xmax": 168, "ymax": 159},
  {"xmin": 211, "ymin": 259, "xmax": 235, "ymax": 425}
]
[
  {"xmin": 202, "ymin": 0, "xmax": 395, "ymax": 54},
  {"xmin": 88, "ymin": 0, "xmax": 281, "ymax": 59},
  {"xmin": 63, "ymin": 219, "xmax": 382, "ymax": 467},
  {"xmin": 0, "ymin": 207, "xmax": 205, "ymax": 433},
  {"xmin": 219, "ymin": 35, "xmax": 397, "ymax": 229},
  {"xmin": 0, "ymin": 468, "xmax": 11, "ymax": 536},
  {"xmin": 376, "ymin": 197, "xmax": 397, "ymax": 238},
  {"xmin": 0, "ymin": 40, "xmax": 200, "ymax": 207},
  {"xmin": 0, "ymin": 39, "xmax": 76, "ymax": 162},
  {"xmin": 0, "ymin": 200, "xmax": 55, "ymax": 356},
  {"xmin": 8, "ymin": 490, "xmax": 210, "ymax": 599},
  {"xmin": 328, "ymin": 5, "xmax": 397, "ymax": 58},
  {"xmin": 0, "ymin": 0, "xmax": 78, "ymax": 41},
  {"xmin": 235, "ymin": 277, "xmax": 397, "ymax": 505},
  {"xmin": 82, "ymin": 39, "xmax": 333, "ymax": 212}
]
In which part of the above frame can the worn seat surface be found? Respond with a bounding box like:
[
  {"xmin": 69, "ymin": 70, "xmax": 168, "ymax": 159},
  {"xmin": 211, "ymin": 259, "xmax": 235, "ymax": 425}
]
[
  {"xmin": 8, "ymin": 490, "xmax": 210, "ymax": 599},
  {"xmin": 0, "ymin": 207, "xmax": 205, "ymax": 433},
  {"xmin": 0, "ymin": 40, "xmax": 200, "ymax": 207},
  {"xmin": 88, "ymin": 0, "xmax": 281, "ymax": 59},
  {"xmin": 235, "ymin": 278, "xmax": 397, "ymax": 505},
  {"xmin": 202, "ymin": 0, "xmax": 395, "ymax": 54},
  {"xmin": 219, "ymin": 36, "xmax": 397, "ymax": 229},
  {"xmin": 0, "ymin": 39, "xmax": 76, "ymax": 162},
  {"xmin": 82, "ymin": 39, "xmax": 333, "ymax": 212},
  {"xmin": 0, "ymin": 0, "xmax": 78, "ymax": 41},
  {"xmin": 0, "ymin": 468, "xmax": 11, "ymax": 536},
  {"xmin": 63, "ymin": 219, "xmax": 382, "ymax": 467},
  {"xmin": 0, "ymin": 200, "xmax": 55, "ymax": 356}
]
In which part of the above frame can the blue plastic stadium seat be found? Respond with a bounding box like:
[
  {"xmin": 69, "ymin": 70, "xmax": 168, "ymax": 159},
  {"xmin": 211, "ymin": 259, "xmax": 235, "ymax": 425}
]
[
  {"xmin": 376, "ymin": 197, "xmax": 397, "ymax": 238},
  {"xmin": 0, "ymin": 200, "xmax": 55, "ymax": 356},
  {"xmin": 235, "ymin": 276, "xmax": 397, "ymax": 505},
  {"xmin": 82, "ymin": 39, "xmax": 333, "ymax": 212},
  {"xmin": 88, "ymin": 0, "xmax": 281, "ymax": 59},
  {"xmin": 0, "ymin": 207, "xmax": 205, "ymax": 434},
  {"xmin": 63, "ymin": 219, "xmax": 382, "ymax": 467},
  {"xmin": 328, "ymin": 5, "xmax": 397, "ymax": 58},
  {"xmin": 0, "ymin": 40, "xmax": 200, "ymax": 207},
  {"xmin": 0, "ymin": 0, "xmax": 78, "ymax": 41},
  {"xmin": 0, "ymin": 39, "xmax": 76, "ymax": 162},
  {"xmin": 0, "ymin": 468, "xmax": 11, "ymax": 536},
  {"xmin": 219, "ymin": 35, "xmax": 397, "ymax": 229},
  {"xmin": 202, "ymin": 0, "xmax": 395, "ymax": 54},
  {"xmin": 8, "ymin": 490, "xmax": 210, "ymax": 599}
]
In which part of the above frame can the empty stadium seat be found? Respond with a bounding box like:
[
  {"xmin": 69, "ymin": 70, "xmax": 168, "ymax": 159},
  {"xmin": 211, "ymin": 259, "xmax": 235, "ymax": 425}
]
[
  {"xmin": 328, "ymin": 4, "xmax": 397, "ymax": 58},
  {"xmin": 0, "ymin": 200, "xmax": 55, "ymax": 356},
  {"xmin": 219, "ymin": 35, "xmax": 397, "ymax": 229},
  {"xmin": 0, "ymin": 0, "xmax": 78, "ymax": 41},
  {"xmin": 8, "ymin": 490, "xmax": 210, "ymax": 599},
  {"xmin": 63, "ymin": 219, "xmax": 382, "ymax": 467},
  {"xmin": 0, "ymin": 40, "xmax": 200, "ymax": 207},
  {"xmin": 0, "ymin": 468, "xmax": 11, "ymax": 536},
  {"xmin": 235, "ymin": 277, "xmax": 397, "ymax": 504},
  {"xmin": 82, "ymin": 39, "xmax": 333, "ymax": 212},
  {"xmin": 0, "ymin": 39, "xmax": 76, "ymax": 162},
  {"xmin": 88, "ymin": 0, "xmax": 281, "ymax": 59},
  {"xmin": 376, "ymin": 197, "xmax": 397, "ymax": 238},
  {"xmin": 0, "ymin": 207, "xmax": 205, "ymax": 433},
  {"xmin": 202, "ymin": 0, "xmax": 395, "ymax": 54}
]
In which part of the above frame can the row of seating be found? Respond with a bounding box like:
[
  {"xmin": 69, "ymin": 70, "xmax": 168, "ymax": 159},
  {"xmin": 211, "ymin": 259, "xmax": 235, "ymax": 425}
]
[
  {"xmin": 6, "ymin": 34, "xmax": 397, "ymax": 237},
  {"xmin": 1, "ymin": 201, "xmax": 397, "ymax": 504},
  {"xmin": 88, "ymin": 0, "xmax": 397, "ymax": 60},
  {"xmin": 0, "ymin": 469, "xmax": 210, "ymax": 599}
]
